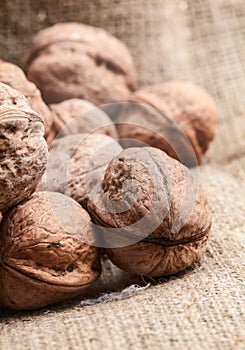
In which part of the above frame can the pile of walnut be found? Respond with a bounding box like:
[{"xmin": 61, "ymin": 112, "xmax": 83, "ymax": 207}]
[{"xmin": 0, "ymin": 22, "xmax": 218, "ymax": 311}]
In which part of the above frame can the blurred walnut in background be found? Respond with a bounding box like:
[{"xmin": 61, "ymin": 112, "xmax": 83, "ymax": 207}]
[
  {"xmin": 117, "ymin": 81, "xmax": 219, "ymax": 167},
  {"xmin": 23, "ymin": 22, "xmax": 138, "ymax": 106},
  {"xmin": 50, "ymin": 98, "xmax": 118, "ymax": 139}
]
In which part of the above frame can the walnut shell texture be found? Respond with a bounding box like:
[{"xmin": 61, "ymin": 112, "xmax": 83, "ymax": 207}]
[
  {"xmin": 23, "ymin": 22, "xmax": 138, "ymax": 105},
  {"xmin": 117, "ymin": 101, "xmax": 198, "ymax": 167},
  {"xmin": 0, "ymin": 61, "xmax": 54, "ymax": 144},
  {"xmin": 39, "ymin": 133, "xmax": 122, "ymax": 209},
  {"xmin": 117, "ymin": 81, "xmax": 219, "ymax": 166},
  {"xmin": 0, "ymin": 191, "xmax": 101, "ymax": 310},
  {"xmin": 50, "ymin": 98, "xmax": 118, "ymax": 139},
  {"xmin": 87, "ymin": 147, "xmax": 211, "ymax": 277},
  {"xmin": 0, "ymin": 83, "xmax": 48, "ymax": 212}
]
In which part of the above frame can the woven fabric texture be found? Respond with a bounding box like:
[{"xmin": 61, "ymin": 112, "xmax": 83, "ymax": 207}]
[{"xmin": 0, "ymin": 1, "xmax": 245, "ymax": 349}]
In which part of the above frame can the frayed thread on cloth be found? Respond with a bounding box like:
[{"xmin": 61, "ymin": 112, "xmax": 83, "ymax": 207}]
[{"xmin": 80, "ymin": 283, "xmax": 151, "ymax": 307}]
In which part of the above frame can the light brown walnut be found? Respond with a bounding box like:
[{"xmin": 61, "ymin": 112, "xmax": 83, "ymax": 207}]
[
  {"xmin": 39, "ymin": 133, "xmax": 122, "ymax": 209},
  {"xmin": 23, "ymin": 22, "xmax": 138, "ymax": 105},
  {"xmin": 50, "ymin": 98, "xmax": 118, "ymax": 139},
  {"xmin": 87, "ymin": 147, "xmax": 212, "ymax": 277},
  {"xmin": 0, "ymin": 191, "xmax": 101, "ymax": 310},
  {"xmin": 0, "ymin": 61, "xmax": 55, "ymax": 144},
  {"xmin": 117, "ymin": 81, "xmax": 219, "ymax": 167},
  {"xmin": 0, "ymin": 83, "xmax": 48, "ymax": 212}
]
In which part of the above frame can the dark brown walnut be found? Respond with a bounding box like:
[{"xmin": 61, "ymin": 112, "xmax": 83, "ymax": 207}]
[
  {"xmin": 0, "ymin": 61, "xmax": 55, "ymax": 145},
  {"xmin": 0, "ymin": 191, "xmax": 101, "ymax": 310},
  {"xmin": 38, "ymin": 133, "xmax": 122, "ymax": 209},
  {"xmin": 87, "ymin": 147, "xmax": 212, "ymax": 277},
  {"xmin": 117, "ymin": 81, "xmax": 219, "ymax": 166},
  {"xmin": 50, "ymin": 98, "xmax": 118, "ymax": 139},
  {"xmin": 23, "ymin": 22, "xmax": 138, "ymax": 105},
  {"xmin": 0, "ymin": 82, "xmax": 48, "ymax": 212}
]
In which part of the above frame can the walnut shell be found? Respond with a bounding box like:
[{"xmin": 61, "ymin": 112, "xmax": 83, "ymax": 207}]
[
  {"xmin": 0, "ymin": 61, "xmax": 55, "ymax": 144},
  {"xmin": 0, "ymin": 83, "xmax": 48, "ymax": 212},
  {"xmin": 49, "ymin": 98, "xmax": 118, "ymax": 139},
  {"xmin": 117, "ymin": 81, "xmax": 219, "ymax": 166},
  {"xmin": 87, "ymin": 147, "xmax": 211, "ymax": 277},
  {"xmin": 0, "ymin": 191, "xmax": 101, "ymax": 310},
  {"xmin": 39, "ymin": 133, "xmax": 122, "ymax": 209},
  {"xmin": 23, "ymin": 22, "xmax": 138, "ymax": 105}
]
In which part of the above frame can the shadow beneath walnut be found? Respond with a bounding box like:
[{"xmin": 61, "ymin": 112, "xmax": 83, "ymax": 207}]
[{"xmin": 0, "ymin": 255, "xmax": 197, "ymax": 319}]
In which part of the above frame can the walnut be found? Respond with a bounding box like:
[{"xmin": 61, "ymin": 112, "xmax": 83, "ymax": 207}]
[
  {"xmin": 87, "ymin": 147, "xmax": 211, "ymax": 277},
  {"xmin": 117, "ymin": 81, "xmax": 219, "ymax": 167},
  {"xmin": 0, "ymin": 191, "xmax": 101, "ymax": 310},
  {"xmin": 0, "ymin": 61, "xmax": 55, "ymax": 145},
  {"xmin": 39, "ymin": 133, "xmax": 122, "ymax": 209},
  {"xmin": 49, "ymin": 98, "xmax": 118, "ymax": 139},
  {"xmin": 23, "ymin": 22, "xmax": 138, "ymax": 105},
  {"xmin": 0, "ymin": 83, "xmax": 48, "ymax": 212}
]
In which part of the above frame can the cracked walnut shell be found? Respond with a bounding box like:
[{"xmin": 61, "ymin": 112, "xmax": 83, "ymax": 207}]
[
  {"xmin": 87, "ymin": 147, "xmax": 212, "ymax": 277},
  {"xmin": 0, "ymin": 82, "xmax": 48, "ymax": 212},
  {"xmin": 23, "ymin": 22, "xmax": 138, "ymax": 105},
  {"xmin": 0, "ymin": 191, "xmax": 101, "ymax": 310},
  {"xmin": 117, "ymin": 81, "xmax": 219, "ymax": 167}
]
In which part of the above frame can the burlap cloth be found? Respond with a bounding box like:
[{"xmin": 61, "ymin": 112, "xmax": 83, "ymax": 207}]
[{"xmin": 0, "ymin": 1, "xmax": 244, "ymax": 349}]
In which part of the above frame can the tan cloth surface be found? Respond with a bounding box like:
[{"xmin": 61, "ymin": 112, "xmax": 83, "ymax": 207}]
[{"xmin": 0, "ymin": 0, "xmax": 245, "ymax": 349}]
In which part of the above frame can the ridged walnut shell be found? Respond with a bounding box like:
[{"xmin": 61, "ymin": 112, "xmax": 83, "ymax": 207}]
[
  {"xmin": 117, "ymin": 81, "xmax": 219, "ymax": 167},
  {"xmin": 39, "ymin": 133, "xmax": 122, "ymax": 209},
  {"xmin": 0, "ymin": 61, "xmax": 55, "ymax": 144},
  {"xmin": 87, "ymin": 147, "xmax": 212, "ymax": 277},
  {"xmin": 0, "ymin": 191, "xmax": 101, "ymax": 310},
  {"xmin": 0, "ymin": 83, "xmax": 48, "ymax": 212},
  {"xmin": 23, "ymin": 22, "xmax": 138, "ymax": 105},
  {"xmin": 50, "ymin": 98, "xmax": 118, "ymax": 139}
]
